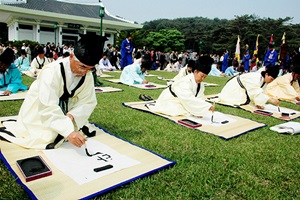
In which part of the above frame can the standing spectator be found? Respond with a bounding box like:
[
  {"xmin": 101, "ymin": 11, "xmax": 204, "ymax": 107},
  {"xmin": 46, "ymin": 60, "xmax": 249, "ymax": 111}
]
[
  {"xmin": 120, "ymin": 34, "xmax": 133, "ymax": 69},
  {"xmin": 104, "ymin": 43, "xmax": 113, "ymax": 62},
  {"xmin": 45, "ymin": 42, "xmax": 51, "ymax": 57},
  {"xmin": 221, "ymin": 50, "xmax": 229, "ymax": 72},
  {"xmin": 264, "ymin": 44, "xmax": 278, "ymax": 67},
  {"xmin": 110, "ymin": 47, "xmax": 120, "ymax": 70},
  {"xmin": 33, "ymin": 44, "xmax": 39, "ymax": 58},
  {"xmin": 243, "ymin": 50, "xmax": 251, "ymax": 72},
  {"xmin": 21, "ymin": 43, "xmax": 26, "ymax": 50},
  {"xmin": 25, "ymin": 43, "xmax": 31, "ymax": 63}
]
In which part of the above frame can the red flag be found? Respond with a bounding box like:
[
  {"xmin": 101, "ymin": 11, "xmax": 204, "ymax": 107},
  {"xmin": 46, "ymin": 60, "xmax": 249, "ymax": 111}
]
[{"xmin": 269, "ymin": 34, "xmax": 274, "ymax": 45}]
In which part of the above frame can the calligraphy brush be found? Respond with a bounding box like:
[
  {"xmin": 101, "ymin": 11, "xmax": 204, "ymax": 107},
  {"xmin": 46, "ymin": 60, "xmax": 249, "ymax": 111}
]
[
  {"xmin": 276, "ymin": 96, "xmax": 281, "ymax": 113},
  {"xmin": 211, "ymin": 101, "xmax": 215, "ymax": 123}
]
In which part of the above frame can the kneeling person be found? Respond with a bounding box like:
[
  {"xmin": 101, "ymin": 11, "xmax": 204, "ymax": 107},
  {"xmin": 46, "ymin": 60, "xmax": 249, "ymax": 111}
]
[
  {"xmin": 0, "ymin": 34, "xmax": 103, "ymax": 149},
  {"xmin": 150, "ymin": 56, "xmax": 214, "ymax": 117}
]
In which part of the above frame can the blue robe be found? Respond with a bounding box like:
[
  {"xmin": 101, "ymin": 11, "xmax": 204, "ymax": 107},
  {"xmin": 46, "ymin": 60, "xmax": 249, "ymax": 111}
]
[
  {"xmin": 120, "ymin": 63, "xmax": 145, "ymax": 85},
  {"xmin": 224, "ymin": 66, "xmax": 237, "ymax": 76},
  {"xmin": 120, "ymin": 39, "xmax": 133, "ymax": 69},
  {"xmin": 0, "ymin": 63, "xmax": 28, "ymax": 93},
  {"xmin": 264, "ymin": 49, "xmax": 278, "ymax": 67},
  {"xmin": 15, "ymin": 56, "xmax": 30, "ymax": 71},
  {"xmin": 243, "ymin": 53, "xmax": 251, "ymax": 71},
  {"xmin": 221, "ymin": 53, "xmax": 229, "ymax": 72}
]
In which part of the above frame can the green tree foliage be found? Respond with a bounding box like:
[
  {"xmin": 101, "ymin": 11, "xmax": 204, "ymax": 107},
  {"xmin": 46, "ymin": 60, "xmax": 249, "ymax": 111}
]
[
  {"xmin": 116, "ymin": 15, "xmax": 300, "ymax": 59},
  {"xmin": 145, "ymin": 29, "xmax": 185, "ymax": 52}
]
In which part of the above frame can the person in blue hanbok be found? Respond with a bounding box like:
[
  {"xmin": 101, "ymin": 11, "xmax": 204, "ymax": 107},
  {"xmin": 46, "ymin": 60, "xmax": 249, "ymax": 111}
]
[
  {"xmin": 120, "ymin": 61, "xmax": 150, "ymax": 85},
  {"xmin": 208, "ymin": 63, "xmax": 222, "ymax": 76},
  {"xmin": 264, "ymin": 44, "xmax": 278, "ymax": 67},
  {"xmin": 243, "ymin": 50, "xmax": 251, "ymax": 72},
  {"xmin": 120, "ymin": 35, "xmax": 134, "ymax": 70},
  {"xmin": 15, "ymin": 49, "xmax": 30, "ymax": 72},
  {"xmin": 224, "ymin": 62, "xmax": 239, "ymax": 76},
  {"xmin": 221, "ymin": 50, "xmax": 229, "ymax": 72},
  {"xmin": 0, "ymin": 48, "xmax": 28, "ymax": 95}
]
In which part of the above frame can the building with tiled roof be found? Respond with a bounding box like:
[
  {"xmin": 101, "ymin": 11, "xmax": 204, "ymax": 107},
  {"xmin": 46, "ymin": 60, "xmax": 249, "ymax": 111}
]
[{"xmin": 0, "ymin": 0, "xmax": 142, "ymax": 45}]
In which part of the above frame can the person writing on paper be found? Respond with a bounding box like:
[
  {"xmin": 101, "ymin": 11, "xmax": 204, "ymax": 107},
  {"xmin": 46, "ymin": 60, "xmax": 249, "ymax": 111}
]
[
  {"xmin": 149, "ymin": 56, "xmax": 214, "ymax": 117},
  {"xmin": 218, "ymin": 66, "xmax": 280, "ymax": 109},
  {"xmin": 29, "ymin": 46, "xmax": 50, "ymax": 77},
  {"xmin": 172, "ymin": 59, "xmax": 195, "ymax": 81},
  {"xmin": 98, "ymin": 52, "xmax": 116, "ymax": 72},
  {"xmin": 265, "ymin": 55, "xmax": 300, "ymax": 102},
  {"xmin": 0, "ymin": 34, "xmax": 103, "ymax": 149},
  {"xmin": 0, "ymin": 48, "xmax": 28, "ymax": 95},
  {"xmin": 120, "ymin": 57, "xmax": 151, "ymax": 85},
  {"xmin": 14, "ymin": 49, "xmax": 30, "ymax": 72}
]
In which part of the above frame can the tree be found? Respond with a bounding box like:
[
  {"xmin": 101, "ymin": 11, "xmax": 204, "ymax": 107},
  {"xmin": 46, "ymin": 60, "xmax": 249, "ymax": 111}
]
[{"xmin": 145, "ymin": 29, "xmax": 185, "ymax": 52}]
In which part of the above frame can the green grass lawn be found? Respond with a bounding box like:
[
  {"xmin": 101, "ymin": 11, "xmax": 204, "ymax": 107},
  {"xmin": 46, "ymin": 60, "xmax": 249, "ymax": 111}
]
[{"xmin": 1, "ymin": 71, "xmax": 300, "ymax": 199}]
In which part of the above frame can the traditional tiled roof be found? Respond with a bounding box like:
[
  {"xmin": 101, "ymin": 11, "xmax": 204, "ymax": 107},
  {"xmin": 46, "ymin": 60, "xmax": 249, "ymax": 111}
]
[{"xmin": 4, "ymin": 0, "xmax": 132, "ymax": 23}]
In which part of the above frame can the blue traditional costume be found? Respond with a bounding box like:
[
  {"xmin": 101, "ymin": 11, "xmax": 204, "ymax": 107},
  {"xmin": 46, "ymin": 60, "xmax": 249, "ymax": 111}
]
[
  {"xmin": 120, "ymin": 36, "xmax": 133, "ymax": 69},
  {"xmin": 264, "ymin": 44, "xmax": 278, "ymax": 67},
  {"xmin": 0, "ymin": 49, "xmax": 28, "ymax": 93},
  {"xmin": 120, "ymin": 63, "xmax": 145, "ymax": 85},
  {"xmin": 221, "ymin": 52, "xmax": 229, "ymax": 72},
  {"xmin": 15, "ymin": 50, "xmax": 30, "ymax": 72}
]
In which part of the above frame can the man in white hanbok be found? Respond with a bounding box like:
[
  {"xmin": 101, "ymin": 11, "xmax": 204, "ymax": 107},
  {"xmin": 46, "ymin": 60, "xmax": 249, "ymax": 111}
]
[
  {"xmin": 172, "ymin": 60, "xmax": 195, "ymax": 82},
  {"xmin": 219, "ymin": 67, "xmax": 280, "ymax": 109},
  {"xmin": 150, "ymin": 56, "xmax": 214, "ymax": 117},
  {"xmin": 0, "ymin": 34, "xmax": 104, "ymax": 149},
  {"xmin": 265, "ymin": 57, "xmax": 300, "ymax": 102},
  {"xmin": 29, "ymin": 46, "xmax": 50, "ymax": 77}
]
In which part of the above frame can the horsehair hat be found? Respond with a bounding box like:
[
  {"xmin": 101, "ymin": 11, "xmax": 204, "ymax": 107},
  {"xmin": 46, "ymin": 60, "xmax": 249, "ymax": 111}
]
[
  {"xmin": 74, "ymin": 33, "xmax": 106, "ymax": 66},
  {"xmin": 38, "ymin": 46, "xmax": 44, "ymax": 54},
  {"xmin": 0, "ymin": 48, "xmax": 14, "ymax": 65},
  {"xmin": 265, "ymin": 65, "xmax": 280, "ymax": 79},
  {"xmin": 194, "ymin": 56, "xmax": 214, "ymax": 74},
  {"xmin": 291, "ymin": 53, "xmax": 300, "ymax": 74},
  {"xmin": 20, "ymin": 49, "xmax": 27, "ymax": 55}
]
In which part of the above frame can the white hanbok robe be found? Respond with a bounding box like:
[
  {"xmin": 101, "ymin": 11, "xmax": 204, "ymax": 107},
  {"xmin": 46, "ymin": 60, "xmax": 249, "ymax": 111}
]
[
  {"xmin": 149, "ymin": 73, "xmax": 212, "ymax": 117},
  {"xmin": 265, "ymin": 73, "xmax": 300, "ymax": 101},
  {"xmin": 0, "ymin": 58, "xmax": 97, "ymax": 149},
  {"xmin": 29, "ymin": 56, "xmax": 50, "ymax": 76},
  {"xmin": 219, "ymin": 72, "xmax": 269, "ymax": 107},
  {"xmin": 98, "ymin": 58, "xmax": 115, "ymax": 71},
  {"xmin": 172, "ymin": 65, "xmax": 191, "ymax": 81}
]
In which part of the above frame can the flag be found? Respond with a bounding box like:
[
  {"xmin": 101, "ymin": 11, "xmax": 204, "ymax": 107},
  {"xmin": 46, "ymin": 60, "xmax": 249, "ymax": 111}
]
[
  {"xmin": 253, "ymin": 34, "xmax": 259, "ymax": 55},
  {"xmin": 279, "ymin": 32, "xmax": 288, "ymax": 62},
  {"xmin": 235, "ymin": 35, "xmax": 240, "ymax": 62},
  {"xmin": 269, "ymin": 34, "xmax": 274, "ymax": 45},
  {"xmin": 281, "ymin": 32, "xmax": 286, "ymax": 44}
]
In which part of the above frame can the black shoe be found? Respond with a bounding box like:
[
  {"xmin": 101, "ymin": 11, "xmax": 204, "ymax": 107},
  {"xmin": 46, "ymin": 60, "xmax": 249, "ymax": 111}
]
[{"xmin": 139, "ymin": 94, "xmax": 153, "ymax": 101}]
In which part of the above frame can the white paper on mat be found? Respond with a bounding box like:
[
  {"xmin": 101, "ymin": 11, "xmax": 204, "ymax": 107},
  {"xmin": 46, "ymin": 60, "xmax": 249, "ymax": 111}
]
[
  {"xmin": 249, "ymin": 104, "xmax": 299, "ymax": 114},
  {"xmin": 187, "ymin": 111, "xmax": 236, "ymax": 126},
  {"xmin": 43, "ymin": 139, "xmax": 141, "ymax": 185}
]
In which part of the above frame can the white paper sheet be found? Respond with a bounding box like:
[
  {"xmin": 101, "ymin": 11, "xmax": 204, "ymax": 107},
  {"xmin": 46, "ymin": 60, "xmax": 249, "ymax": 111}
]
[
  {"xmin": 43, "ymin": 139, "xmax": 140, "ymax": 185},
  {"xmin": 249, "ymin": 104, "xmax": 299, "ymax": 115},
  {"xmin": 187, "ymin": 111, "xmax": 236, "ymax": 127}
]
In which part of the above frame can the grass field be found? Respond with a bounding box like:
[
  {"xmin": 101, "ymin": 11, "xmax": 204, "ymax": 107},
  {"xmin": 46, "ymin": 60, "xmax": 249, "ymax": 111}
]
[{"xmin": 1, "ymin": 70, "xmax": 300, "ymax": 199}]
